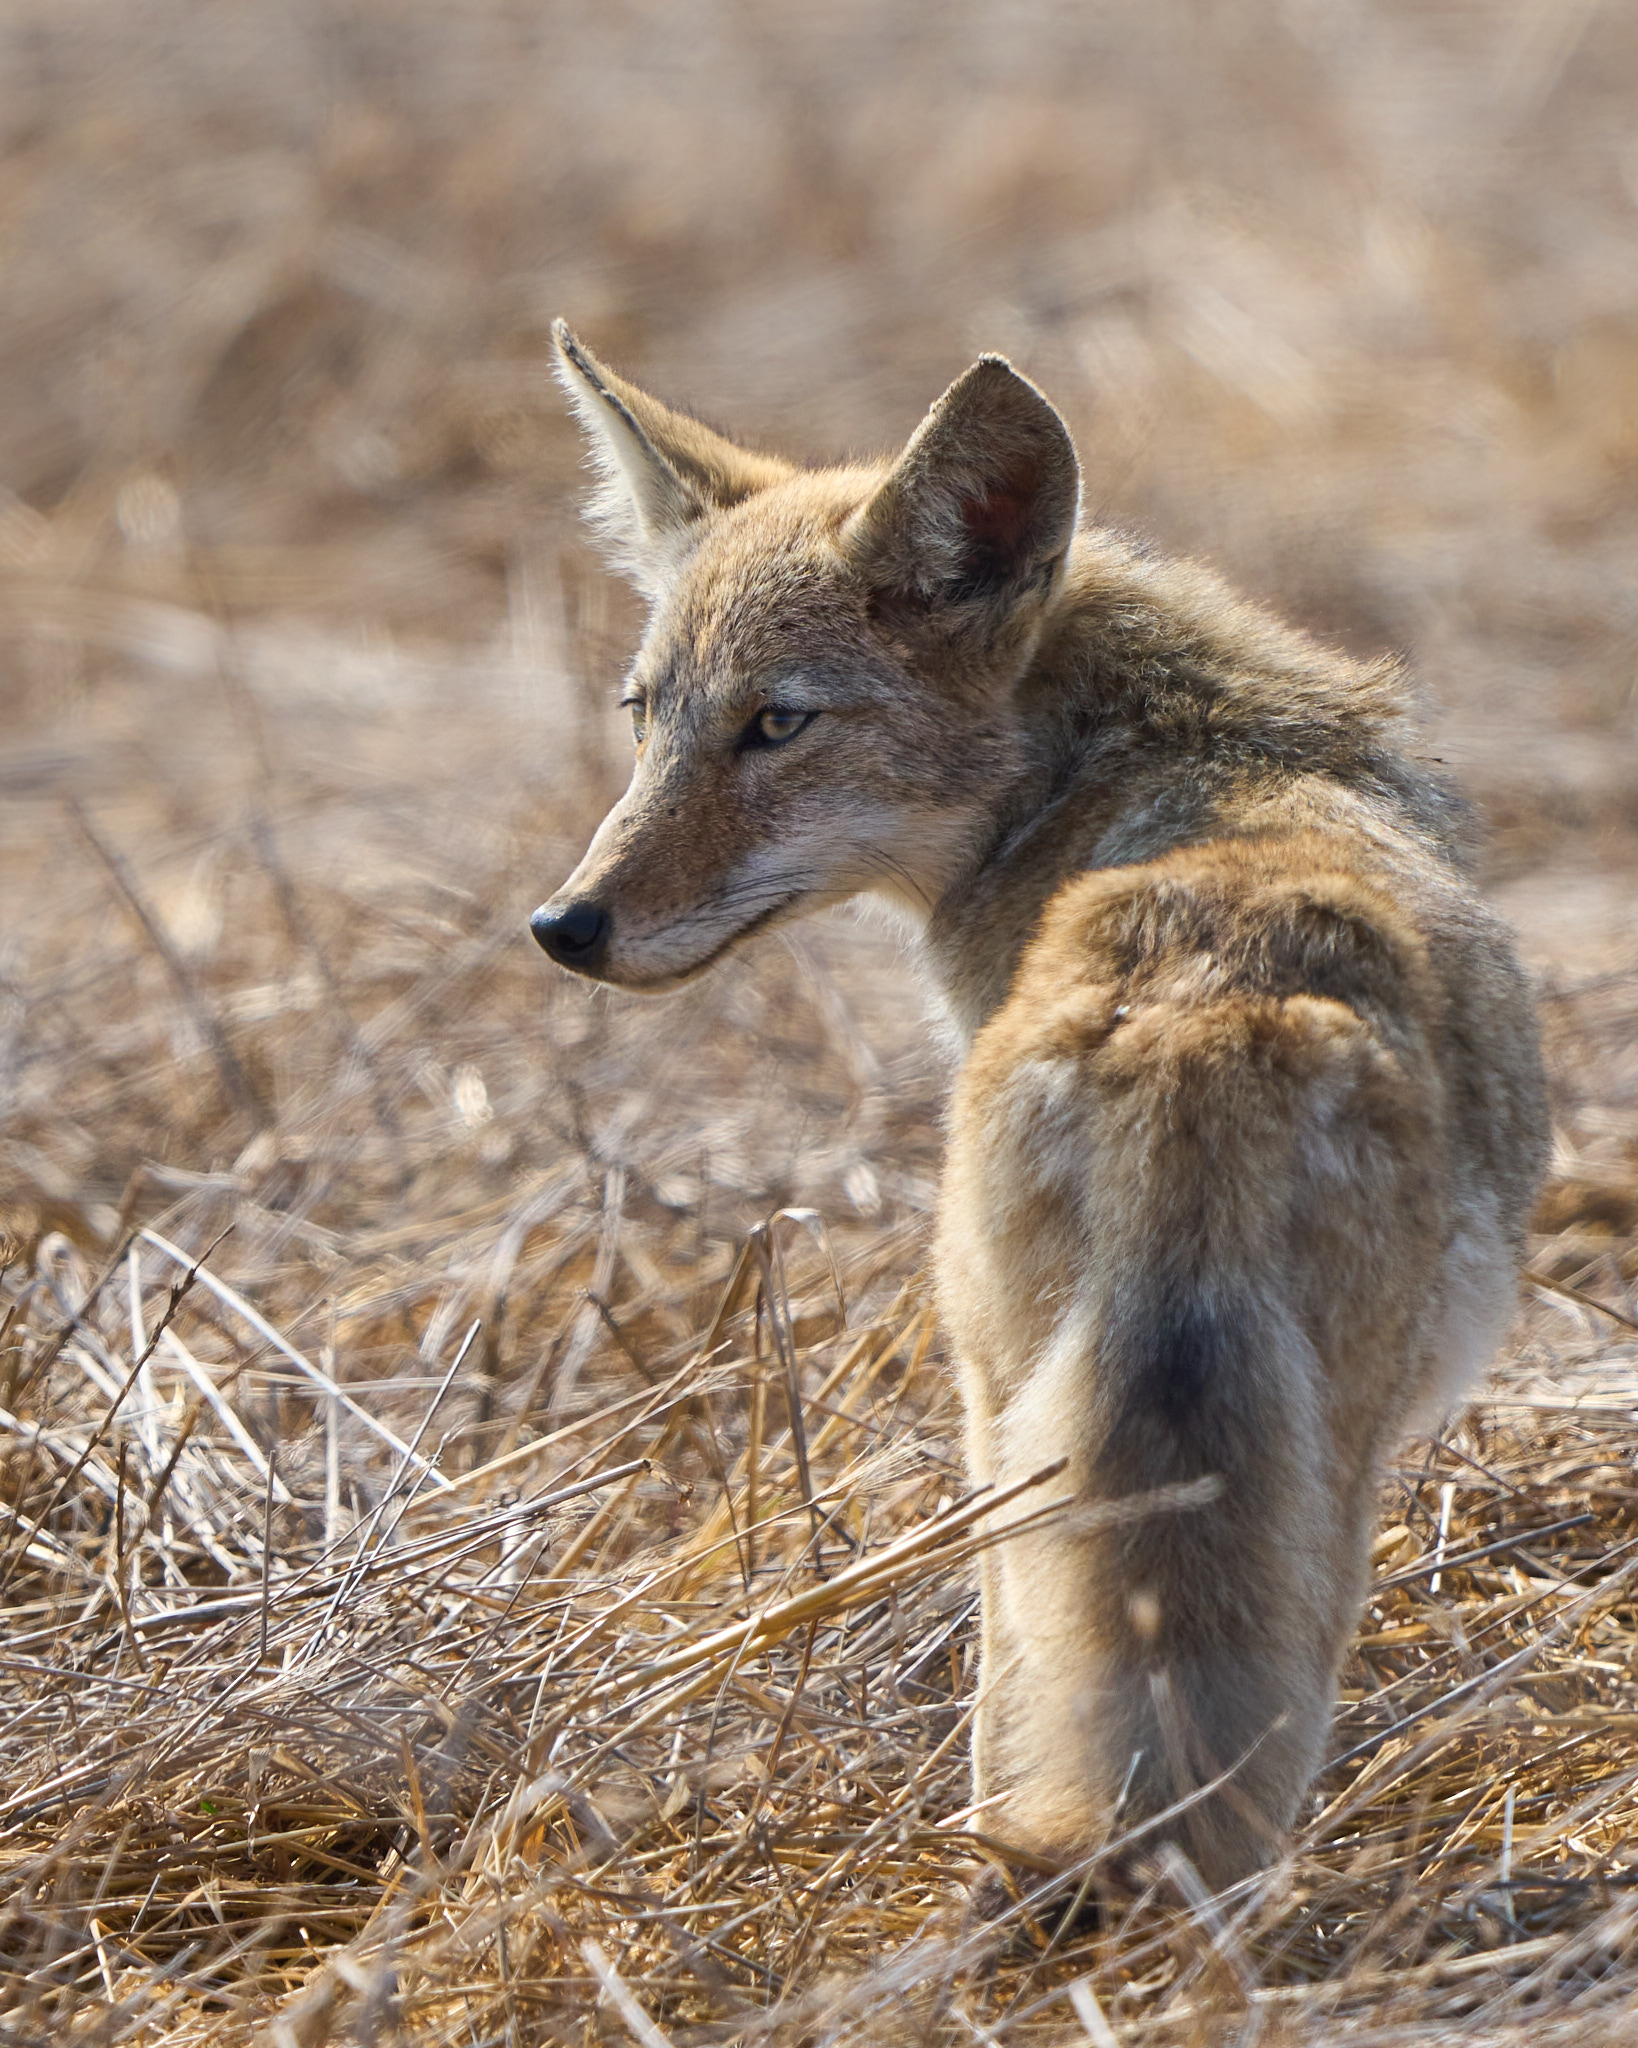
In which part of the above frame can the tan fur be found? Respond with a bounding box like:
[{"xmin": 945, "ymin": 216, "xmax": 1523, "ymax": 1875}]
[{"xmin": 533, "ymin": 324, "xmax": 1548, "ymax": 1889}]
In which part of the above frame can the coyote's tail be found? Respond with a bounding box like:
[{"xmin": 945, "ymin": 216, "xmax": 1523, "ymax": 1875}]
[{"xmin": 1081, "ymin": 1283, "xmax": 1360, "ymax": 1886}]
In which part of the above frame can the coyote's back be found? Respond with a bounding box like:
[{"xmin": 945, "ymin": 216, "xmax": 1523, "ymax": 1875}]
[{"xmin": 531, "ymin": 324, "xmax": 1548, "ymax": 1888}]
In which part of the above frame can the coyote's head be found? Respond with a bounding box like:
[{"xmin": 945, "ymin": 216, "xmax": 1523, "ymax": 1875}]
[{"xmin": 531, "ymin": 324, "xmax": 1081, "ymax": 990}]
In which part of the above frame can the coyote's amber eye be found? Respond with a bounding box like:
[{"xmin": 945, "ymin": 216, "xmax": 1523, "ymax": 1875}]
[
  {"xmin": 625, "ymin": 701, "xmax": 648, "ymax": 745},
  {"xmin": 753, "ymin": 707, "xmax": 811, "ymax": 746}
]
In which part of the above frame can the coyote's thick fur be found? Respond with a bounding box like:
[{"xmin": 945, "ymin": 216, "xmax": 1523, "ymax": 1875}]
[{"xmin": 532, "ymin": 325, "xmax": 1548, "ymax": 1887}]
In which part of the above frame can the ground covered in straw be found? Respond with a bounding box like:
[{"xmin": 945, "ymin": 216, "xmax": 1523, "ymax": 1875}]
[
  {"xmin": 2, "ymin": 887, "xmax": 1638, "ymax": 2047},
  {"xmin": 5, "ymin": 2, "xmax": 1638, "ymax": 2041}
]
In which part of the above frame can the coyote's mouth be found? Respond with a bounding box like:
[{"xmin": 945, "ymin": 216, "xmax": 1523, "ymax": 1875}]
[{"xmin": 541, "ymin": 891, "xmax": 804, "ymax": 993}]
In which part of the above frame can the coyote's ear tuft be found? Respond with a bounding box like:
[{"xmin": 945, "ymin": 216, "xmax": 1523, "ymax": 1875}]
[
  {"xmin": 844, "ymin": 356, "xmax": 1080, "ymax": 616},
  {"xmin": 551, "ymin": 322, "xmax": 794, "ymax": 596}
]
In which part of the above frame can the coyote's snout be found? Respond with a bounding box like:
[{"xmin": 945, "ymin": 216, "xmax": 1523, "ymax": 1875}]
[{"xmin": 532, "ymin": 322, "xmax": 1548, "ymax": 1888}]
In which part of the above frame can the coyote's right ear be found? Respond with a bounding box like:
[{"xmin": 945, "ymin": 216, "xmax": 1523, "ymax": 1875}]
[
  {"xmin": 844, "ymin": 357, "xmax": 1080, "ymax": 618},
  {"xmin": 552, "ymin": 323, "xmax": 793, "ymax": 595}
]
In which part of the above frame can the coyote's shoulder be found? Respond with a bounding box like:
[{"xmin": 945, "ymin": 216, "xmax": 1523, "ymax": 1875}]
[{"xmin": 533, "ymin": 326, "xmax": 1548, "ymax": 1888}]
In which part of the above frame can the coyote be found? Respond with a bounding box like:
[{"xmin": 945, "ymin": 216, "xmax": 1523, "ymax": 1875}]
[{"xmin": 531, "ymin": 325, "xmax": 1548, "ymax": 1887}]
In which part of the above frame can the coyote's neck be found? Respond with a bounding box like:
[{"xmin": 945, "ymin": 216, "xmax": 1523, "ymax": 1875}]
[
  {"xmin": 913, "ymin": 530, "xmax": 1419, "ymax": 1046},
  {"xmin": 916, "ymin": 752, "xmax": 1116, "ymax": 1048}
]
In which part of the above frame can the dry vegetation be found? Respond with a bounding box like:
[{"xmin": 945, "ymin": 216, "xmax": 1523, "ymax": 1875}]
[{"xmin": 3, "ymin": 1, "xmax": 1638, "ymax": 2041}]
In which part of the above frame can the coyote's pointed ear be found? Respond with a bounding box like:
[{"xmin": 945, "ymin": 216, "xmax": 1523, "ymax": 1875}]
[
  {"xmin": 844, "ymin": 357, "xmax": 1080, "ymax": 618},
  {"xmin": 552, "ymin": 322, "xmax": 793, "ymax": 595}
]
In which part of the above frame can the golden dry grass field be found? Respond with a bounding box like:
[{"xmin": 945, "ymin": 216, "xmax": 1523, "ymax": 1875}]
[{"xmin": 3, "ymin": 3, "xmax": 1638, "ymax": 2042}]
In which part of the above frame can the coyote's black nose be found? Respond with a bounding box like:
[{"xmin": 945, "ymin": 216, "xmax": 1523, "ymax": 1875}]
[{"xmin": 530, "ymin": 900, "xmax": 611, "ymax": 970}]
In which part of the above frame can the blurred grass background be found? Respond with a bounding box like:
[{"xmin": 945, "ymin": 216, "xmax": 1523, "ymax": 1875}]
[
  {"xmin": 5, "ymin": 0, "xmax": 1638, "ymax": 1232},
  {"xmin": 4, "ymin": 4, "xmax": 1638, "ymax": 2041}
]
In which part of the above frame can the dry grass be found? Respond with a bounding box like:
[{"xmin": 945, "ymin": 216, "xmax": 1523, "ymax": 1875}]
[
  {"xmin": 3, "ymin": 956, "xmax": 1638, "ymax": 2048},
  {"xmin": 3, "ymin": 1, "xmax": 1638, "ymax": 2041}
]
